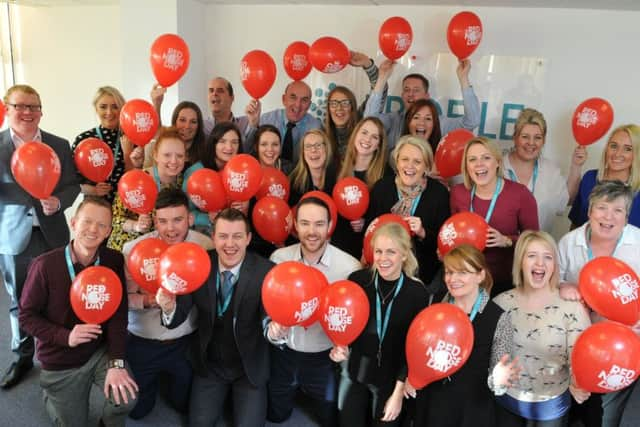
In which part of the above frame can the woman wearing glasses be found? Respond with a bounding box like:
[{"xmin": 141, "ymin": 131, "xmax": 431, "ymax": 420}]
[
  {"xmin": 72, "ymin": 86, "xmax": 130, "ymax": 202},
  {"xmin": 288, "ymin": 129, "xmax": 337, "ymax": 207}
]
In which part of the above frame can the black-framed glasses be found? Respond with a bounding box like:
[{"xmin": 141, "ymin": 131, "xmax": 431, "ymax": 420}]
[
  {"xmin": 328, "ymin": 99, "xmax": 351, "ymax": 110},
  {"xmin": 7, "ymin": 103, "xmax": 42, "ymax": 112}
]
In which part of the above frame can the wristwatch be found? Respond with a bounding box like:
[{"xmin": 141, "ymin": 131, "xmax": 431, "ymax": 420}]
[{"xmin": 107, "ymin": 359, "xmax": 125, "ymax": 369}]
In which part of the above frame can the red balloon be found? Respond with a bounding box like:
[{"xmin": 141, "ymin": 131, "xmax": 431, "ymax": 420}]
[
  {"xmin": 283, "ymin": 41, "xmax": 312, "ymax": 81},
  {"xmin": 70, "ymin": 266, "xmax": 123, "ymax": 324},
  {"xmin": 579, "ymin": 257, "xmax": 640, "ymax": 325},
  {"xmin": 319, "ymin": 280, "xmax": 370, "ymax": 346},
  {"xmin": 221, "ymin": 154, "xmax": 263, "ymax": 202},
  {"xmin": 10, "ymin": 141, "xmax": 61, "ymax": 199},
  {"xmin": 406, "ymin": 303, "xmax": 474, "ymax": 389},
  {"xmin": 333, "ymin": 177, "xmax": 370, "ymax": 221},
  {"xmin": 379, "ymin": 16, "xmax": 413, "ymax": 60},
  {"xmin": 256, "ymin": 167, "xmax": 290, "ymax": 202},
  {"xmin": 240, "ymin": 50, "xmax": 277, "ymax": 99},
  {"xmin": 300, "ymin": 190, "xmax": 338, "ymax": 236},
  {"xmin": 158, "ymin": 242, "xmax": 211, "ymax": 295},
  {"xmin": 117, "ymin": 169, "xmax": 158, "ymax": 215},
  {"xmin": 363, "ymin": 214, "xmax": 412, "ymax": 264},
  {"xmin": 437, "ymin": 212, "xmax": 488, "ymax": 256},
  {"xmin": 127, "ymin": 238, "xmax": 169, "ymax": 294},
  {"xmin": 299, "ymin": 267, "xmax": 330, "ymax": 328},
  {"xmin": 252, "ymin": 196, "xmax": 293, "ymax": 245},
  {"xmin": 572, "ymin": 322, "xmax": 640, "ymax": 393},
  {"xmin": 447, "ymin": 11, "xmax": 483, "ymax": 60},
  {"xmin": 74, "ymin": 138, "xmax": 114, "ymax": 183},
  {"xmin": 308, "ymin": 37, "xmax": 350, "ymax": 74},
  {"xmin": 150, "ymin": 33, "xmax": 190, "ymax": 87},
  {"xmin": 120, "ymin": 99, "xmax": 159, "ymax": 147},
  {"xmin": 186, "ymin": 168, "xmax": 227, "ymax": 212},
  {"xmin": 435, "ymin": 129, "xmax": 475, "ymax": 178},
  {"xmin": 0, "ymin": 99, "xmax": 5, "ymax": 128},
  {"xmin": 571, "ymin": 98, "xmax": 615, "ymax": 146},
  {"xmin": 262, "ymin": 261, "xmax": 324, "ymax": 327}
]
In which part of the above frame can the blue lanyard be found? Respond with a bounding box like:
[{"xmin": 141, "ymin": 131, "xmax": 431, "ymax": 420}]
[
  {"xmin": 585, "ymin": 226, "xmax": 624, "ymax": 261},
  {"xmin": 152, "ymin": 166, "xmax": 163, "ymax": 191},
  {"xmin": 95, "ymin": 126, "xmax": 121, "ymax": 178},
  {"xmin": 215, "ymin": 271, "xmax": 236, "ymax": 317},
  {"xmin": 397, "ymin": 190, "xmax": 422, "ymax": 216},
  {"xmin": 507, "ymin": 159, "xmax": 538, "ymax": 194},
  {"xmin": 448, "ymin": 288, "xmax": 485, "ymax": 322},
  {"xmin": 470, "ymin": 177, "xmax": 503, "ymax": 223},
  {"xmin": 374, "ymin": 272, "xmax": 404, "ymax": 366},
  {"xmin": 64, "ymin": 244, "xmax": 100, "ymax": 281}
]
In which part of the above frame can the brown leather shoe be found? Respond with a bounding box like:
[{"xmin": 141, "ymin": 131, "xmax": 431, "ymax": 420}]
[{"xmin": 0, "ymin": 358, "xmax": 33, "ymax": 389}]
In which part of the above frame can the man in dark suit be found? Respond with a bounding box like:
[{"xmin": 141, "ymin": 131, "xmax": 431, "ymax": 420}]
[
  {"xmin": 157, "ymin": 208, "xmax": 274, "ymax": 427},
  {"xmin": 0, "ymin": 84, "xmax": 80, "ymax": 388}
]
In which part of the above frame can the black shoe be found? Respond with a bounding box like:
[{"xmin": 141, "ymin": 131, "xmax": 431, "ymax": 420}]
[{"xmin": 0, "ymin": 358, "xmax": 34, "ymax": 389}]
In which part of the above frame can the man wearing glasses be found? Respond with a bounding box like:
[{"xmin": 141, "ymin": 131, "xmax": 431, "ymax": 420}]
[{"xmin": 0, "ymin": 84, "xmax": 80, "ymax": 388}]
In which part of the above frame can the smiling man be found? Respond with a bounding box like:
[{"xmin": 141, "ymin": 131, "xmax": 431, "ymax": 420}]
[
  {"xmin": 0, "ymin": 84, "xmax": 80, "ymax": 388},
  {"xmin": 157, "ymin": 208, "xmax": 274, "ymax": 427},
  {"xmin": 266, "ymin": 196, "xmax": 361, "ymax": 427},
  {"xmin": 19, "ymin": 196, "xmax": 137, "ymax": 426},
  {"xmin": 245, "ymin": 80, "xmax": 322, "ymax": 161},
  {"xmin": 122, "ymin": 188, "xmax": 213, "ymax": 419}
]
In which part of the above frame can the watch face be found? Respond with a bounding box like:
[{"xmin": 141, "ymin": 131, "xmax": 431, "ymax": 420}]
[{"xmin": 110, "ymin": 359, "xmax": 125, "ymax": 369}]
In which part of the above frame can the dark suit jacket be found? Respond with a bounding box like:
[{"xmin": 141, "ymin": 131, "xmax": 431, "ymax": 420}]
[
  {"xmin": 0, "ymin": 129, "xmax": 80, "ymax": 255},
  {"xmin": 168, "ymin": 250, "xmax": 274, "ymax": 386}
]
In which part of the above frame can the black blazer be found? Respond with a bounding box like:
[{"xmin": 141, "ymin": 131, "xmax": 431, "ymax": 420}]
[{"xmin": 168, "ymin": 250, "xmax": 275, "ymax": 386}]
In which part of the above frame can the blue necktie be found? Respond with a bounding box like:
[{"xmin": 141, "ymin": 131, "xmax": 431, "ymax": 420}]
[{"xmin": 221, "ymin": 270, "xmax": 234, "ymax": 301}]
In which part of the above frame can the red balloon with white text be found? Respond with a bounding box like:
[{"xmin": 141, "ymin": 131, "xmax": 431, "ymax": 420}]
[
  {"xmin": 447, "ymin": 11, "xmax": 483, "ymax": 60},
  {"xmin": 378, "ymin": 16, "xmax": 413, "ymax": 60},
  {"xmin": 117, "ymin": 170, "xmax": 158, "ymax": 215},
  {"xmin": 309, "ymin": 37, "xmax": 350, "ymax": 74},
  {"xmin": 240, "ymin": 50, "xmax": 277, "ymax": 99},
  {"xmin": 571, "ymin": 98, "xmax": 614, "ymax": 146},
  {"xmin": 10, "ymin": 141, "xmax": 61, "ymax": 200},
  {"xmin": 186, "ymin": 168, "xmax": 227, "ymax": 212},
  {"xmin": 150, "ymin": 33, "xmax": 190, "ymax": 87},
  {"xmin": 333, "ymin": 177, "xmax": 370, "ymax": 221},
  {"xmin": 221, "ymin": 154, "xmax": 263, "ymax": 202},
  {"xmin": 70, "ymin": 266, "xmax": 123, "ymax": 324},
  {"xmin": 74, "ymin": 138, "xmax": 114, "ymax": 183},
  {"xmin": 127, "ymin": 238, "xmax": 169, "ymax": 294},
  {"xmin": 437, "ymin": 212, "xmax": 488, "ymax": 256},
  {"xmin": 158, "ymin": 242, "xmax": 211, "ymax": 295},
  {"xmin": 283, "ymin": 41, "xmax": 312, "ymax": 81},
  {"xmin": 120, "ymin": 99, "xmax": 159, "ymax": 146}
]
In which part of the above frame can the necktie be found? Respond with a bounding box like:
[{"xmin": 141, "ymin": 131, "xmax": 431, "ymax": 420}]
[
  {"xmin": 221, "ymin": 270, "xmax": 234, "ymax": 302},
  {"xmin": 282, "ymin": 122, "xmax": 296, "ymax": 161}
]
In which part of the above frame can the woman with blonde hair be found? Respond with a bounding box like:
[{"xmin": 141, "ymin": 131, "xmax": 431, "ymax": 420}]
[
  {"xmin": 450, "ymin": 137, "xmax": 539, "ymax": 296},
  {"xmin": 502, "ymin": 108, "xmax": 586, "ymax": 233},
  {"xmin": 367, "ymin": 135, "xmax": 450, "ymax": 285},
  {"xmin": 494, "ymin": 230, "xmax": 591, "ymax": 426},
  {"xmin": 72, "ymin": 86, "xmax": 132, "ymax": 202},
  {"xmin": 569, "ymin": 124, "xmax": 640, "ymax": 228},
  {"xmin": 408, "ymin": 244, "xmax": 517, "ymax": 427},
  {"xmin": 288, "ymin": 129, "xmax": 337, "ymax": 206},
  {"xmin": 331, "ymin": 222, "xmax": 430, "ymax": 426},
  {"xmin": 332, "ymin": 117, "xmax": 390, "ymax": 258},
  {"xmin": 108, "ymin": 127, "xmax": 186, "ymax": 251}
]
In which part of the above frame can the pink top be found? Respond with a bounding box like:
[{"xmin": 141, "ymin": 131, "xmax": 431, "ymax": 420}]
[{"xmin": 450, "ymin": 179, "xmax": 539, "ymax": 289}]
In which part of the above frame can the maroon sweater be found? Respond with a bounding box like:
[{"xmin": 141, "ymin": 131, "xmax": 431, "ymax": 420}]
[
  {"xmin": 19, "ymin": 245, "xmax": 128, "ymax": 371},
  {"xmin": 450, "ymin": 179, "xmax": 539, "ymax": 285}
]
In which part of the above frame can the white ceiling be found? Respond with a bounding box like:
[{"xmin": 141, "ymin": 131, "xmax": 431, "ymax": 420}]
[{"xmin": 4, "ymin": 0, "xmax": 640, "ymax": 10}]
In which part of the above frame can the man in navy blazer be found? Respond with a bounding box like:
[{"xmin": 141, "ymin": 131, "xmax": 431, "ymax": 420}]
[
  {"xmin": 0, "ymin": 84, "xmax": 80, "ymax": 388},
  {"xmin": 157, "ymin": 208, "xmax": 274, "ymax": 427}
]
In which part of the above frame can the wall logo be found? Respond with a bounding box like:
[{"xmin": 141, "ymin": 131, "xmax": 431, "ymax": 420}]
[
  {"xmin": 125, "ymin": 189, "xmax": 146, "ymax": 210},
  {"xmin": 325, "ymin": 306, "xmax": 353, "ymax": 332},
  {"xmin": 465, "ymin": 26, "xmax": 482, "ymax": 46},
  {"xmin": 597, "ymin": 365, "xmax": 636, "ymax": 391},
  {"xmin": 140, "ymin": 257, "xmax": 160, "ymax": 282},
  {"xmin": 163, "ymin": 48, "xmax": 184, "ymax": 71},
  {"xmin": 227, "ymin": 170, "xmax": 249, "ymax": 193},
  {"xmin": 89, "ymin": 148, "xmax": 108, "ymax": 167},
  {"xmin": 161, "ymin": 272, "xmax": 187, "ymax": 294},
  {"xmin": 426, "ymin": 340, "xmax": 462, "ymax": 372},
  {"xmin": 81, "ymin": 284, "xmax": 110, "ymax": 310},
  {"xmin": 294, "ymin": 297, "xmax": 319, "ymax": 323},
  {"xmin": 576, "ymin": 107, "xmax": 598, "ymax": 128},
  {"xmin": 611, "ymin": 273, "xmax": 639, "ymax": 304},
  {"xmin": 341, "ymin": 185, "xmax": 363, "ymax": 205},
  {"xmin": 134, "ymin": 112, "xmax": 153, "ymax": 133}
]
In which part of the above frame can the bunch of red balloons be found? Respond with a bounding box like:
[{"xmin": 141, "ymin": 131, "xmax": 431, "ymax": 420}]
[
  {"xmin": 70, "ymin": 266, "xmax": 123, "ymax": 324},
  {"xmin": 571, "ymin": 98, "xmax": 614, "ymax": 146},
  {"xmin": 74, "ymin": 138, "xmax": 115, "ymax": 183},
  {"xmin": 11, "ymin": 141, "xmax": 61, "ymax": 199}
]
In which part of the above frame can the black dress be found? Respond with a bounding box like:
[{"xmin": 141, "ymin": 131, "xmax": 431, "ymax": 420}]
[
  {"xmin": 413, "ymin": 301, "xmax": 504, "ymax": 427},
  {"xmin": 366, "ymin": 175, "xmax": 450, "ymax": 285}
]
